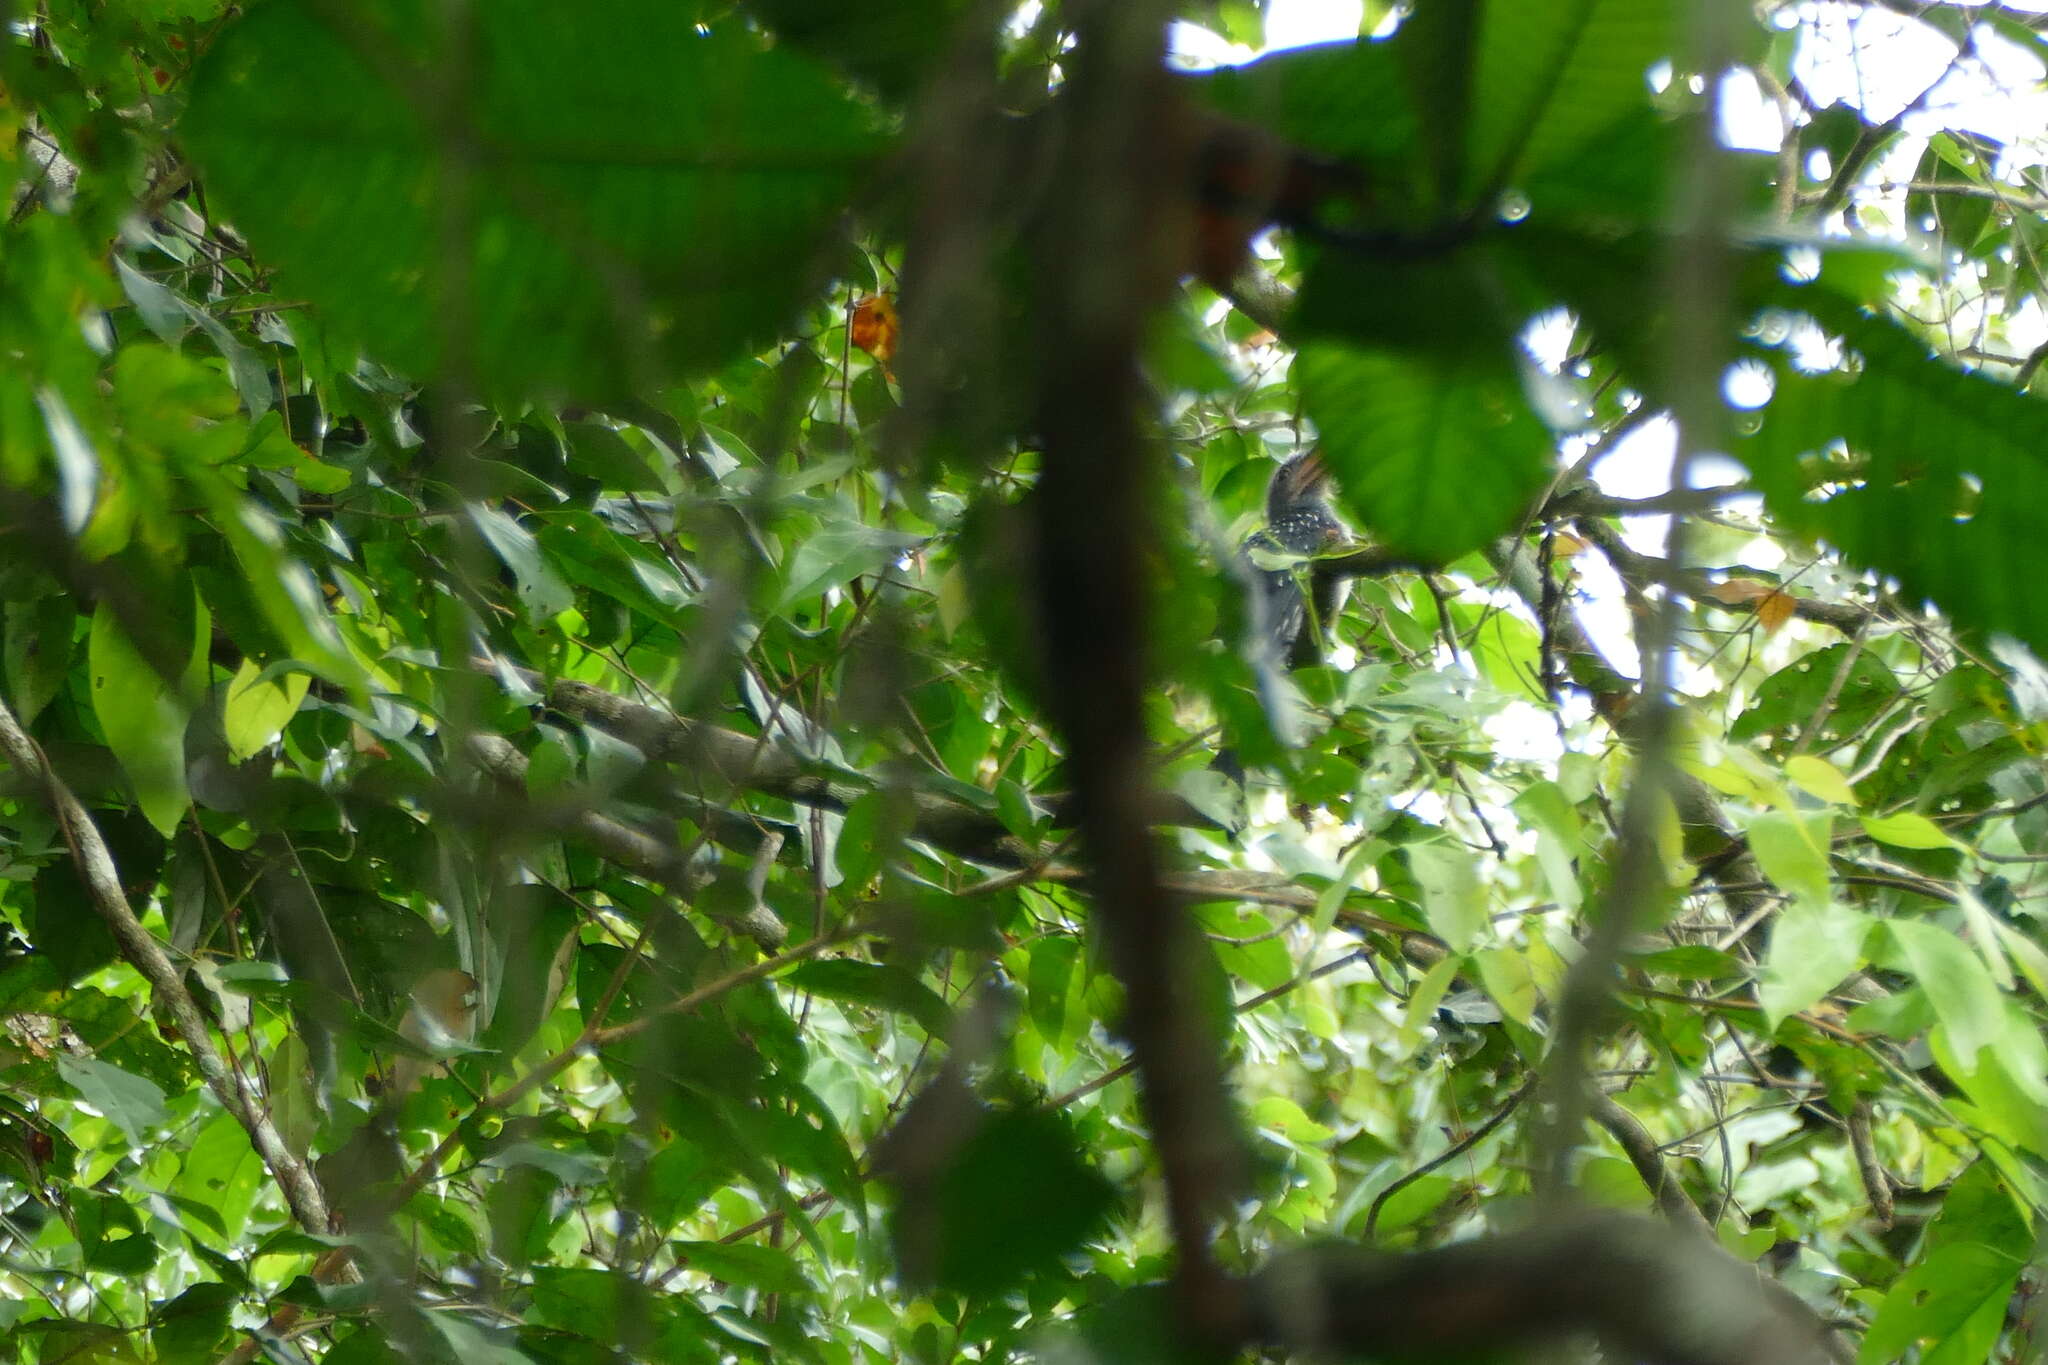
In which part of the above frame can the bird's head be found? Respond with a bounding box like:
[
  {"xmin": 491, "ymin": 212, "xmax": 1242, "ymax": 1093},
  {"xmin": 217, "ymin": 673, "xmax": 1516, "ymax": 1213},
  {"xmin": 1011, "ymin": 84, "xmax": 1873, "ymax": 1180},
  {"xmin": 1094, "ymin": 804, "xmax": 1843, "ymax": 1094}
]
[{"xmin": 1267, "ymin": 451, "xmax": 1330, "ymax": 516}]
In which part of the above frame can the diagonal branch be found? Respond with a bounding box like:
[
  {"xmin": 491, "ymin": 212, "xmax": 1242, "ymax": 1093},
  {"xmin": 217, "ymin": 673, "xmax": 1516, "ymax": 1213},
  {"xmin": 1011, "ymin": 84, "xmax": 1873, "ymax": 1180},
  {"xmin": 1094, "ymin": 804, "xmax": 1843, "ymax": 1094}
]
[{"xmin": 0, "ymin": 696, "xmax": 337, "ymax": 1240}]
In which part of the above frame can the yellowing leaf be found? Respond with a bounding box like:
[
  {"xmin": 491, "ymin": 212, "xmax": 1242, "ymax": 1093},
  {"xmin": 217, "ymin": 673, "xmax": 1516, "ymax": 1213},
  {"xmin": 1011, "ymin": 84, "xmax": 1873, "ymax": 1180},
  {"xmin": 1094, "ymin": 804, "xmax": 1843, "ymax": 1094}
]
[
  {"xmin": 1784, "ymin": 754, "xmax": 1856, "ymax": 806},
  {"xmin": 1687, "ymin": 755, "xmax": 1781, "ymax": 806},
  {"xmin": 223, "ymin": 659, "xmax": 310, "ymax": 761},
  {"xmin": 1249, "ymin": 1096, "xmax": 1335, "ymax": 1144}
]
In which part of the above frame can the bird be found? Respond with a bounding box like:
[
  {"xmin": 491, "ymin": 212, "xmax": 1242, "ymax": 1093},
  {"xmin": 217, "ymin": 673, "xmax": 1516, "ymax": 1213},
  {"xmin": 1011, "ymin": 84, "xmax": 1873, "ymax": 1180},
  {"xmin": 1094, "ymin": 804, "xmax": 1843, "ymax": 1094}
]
[
  {"xmin": 1242, "ymin": 450, "xmax": 1350, "ymax": 669},
  {"xmin": 1207, "ymin": 452, "xmax": 1351, "ymax": 800}
]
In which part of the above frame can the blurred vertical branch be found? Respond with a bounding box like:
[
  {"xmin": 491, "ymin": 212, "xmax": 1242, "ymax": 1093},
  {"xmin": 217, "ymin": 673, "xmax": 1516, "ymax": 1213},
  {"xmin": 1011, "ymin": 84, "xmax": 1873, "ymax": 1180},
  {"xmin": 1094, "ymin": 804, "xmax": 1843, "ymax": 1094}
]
[
  {"xmin": 1534, "ymin": 0, "xmax": 1746, "ymax": 1193},
  {"xmin": 1025, "ymin": 1, "xmax": 1248, "ymax": 1348}
]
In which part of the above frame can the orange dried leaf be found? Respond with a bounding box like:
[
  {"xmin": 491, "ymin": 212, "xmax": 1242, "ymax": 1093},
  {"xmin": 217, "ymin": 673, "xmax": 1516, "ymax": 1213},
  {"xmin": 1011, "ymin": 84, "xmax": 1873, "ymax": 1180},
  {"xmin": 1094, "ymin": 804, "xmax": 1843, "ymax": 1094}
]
[
  {"xmin": 1703, "ymin": 578, "xmax": 1775, "ymax": 606},
  {"xmin": 1756, "ymin": 590, "xmax": 1797, "ymax": 635},
  {"xmin": 850, "ymin": 294, "xmax": 899, "ymax": 365}
]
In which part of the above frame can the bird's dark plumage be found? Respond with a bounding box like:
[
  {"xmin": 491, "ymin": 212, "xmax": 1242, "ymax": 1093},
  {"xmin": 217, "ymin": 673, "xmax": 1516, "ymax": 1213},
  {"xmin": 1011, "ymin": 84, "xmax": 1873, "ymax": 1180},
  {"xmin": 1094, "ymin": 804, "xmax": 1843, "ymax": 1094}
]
[{"xmin": 1243, "ymin": 451, "xmax": 1349, "ymax": 667}]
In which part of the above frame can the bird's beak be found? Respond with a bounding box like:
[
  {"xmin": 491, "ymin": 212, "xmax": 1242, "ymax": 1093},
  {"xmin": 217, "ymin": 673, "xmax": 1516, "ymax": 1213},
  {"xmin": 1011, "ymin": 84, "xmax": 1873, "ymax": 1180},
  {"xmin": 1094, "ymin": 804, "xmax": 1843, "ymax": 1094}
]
[{"xmin": 1291, "ymin": 450, "xmax": 1329, "ymax": 494}]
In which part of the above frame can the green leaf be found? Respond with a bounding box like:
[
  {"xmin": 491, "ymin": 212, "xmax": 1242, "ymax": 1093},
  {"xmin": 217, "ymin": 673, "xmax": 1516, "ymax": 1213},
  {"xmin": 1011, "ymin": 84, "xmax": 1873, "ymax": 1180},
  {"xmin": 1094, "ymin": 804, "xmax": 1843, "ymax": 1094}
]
[
  {"xmin": 1298, "ymin": 341, "xmax": 1550, "ymax": 562},
  {"xmin": 669, "ymin": 1240, "xmax": 810, "ymax": 1294},
  {"xmin": 471, "ymin": 506, "xmax": 574, "ymax": 625},
  {"xmin": 1744, "ymin": 810, "xmax": 1831, "ymax": 904},
  {"xmin": 191, "ymin": 478, "xmax": 364, "ymax": 690},
  {"xmin": 527, "ymin": 1266, "xmax": 644, "ymax": 1333},
  {"xmin": 1860, "ymin": 812, "xmax": 1955, "ymax": 850},
  {"xmin": 482, "ymin": 1141, "xmax": 605, "ymax": 1186},
  {"xmin": 903, "ymin": 1108, "xmax": 1115, "ymax": 1300},
  {"xmin": 34, "ymin": 858, "xmax": 121, "ymax": 985},
  {"xmin": 1995, "ymin": 919, "xmax": 2048, "ymax": 1004},
  {"xmin": 1249, "ymin": 1096, "xmax": 1335, "ymax": 1144},
  {"xmin": 1908, "ymin": 133, "xmax": 1998, "ymax": 258},
  {"xmin": 1729, "ymin": 642, "xmax": 1901, "ymax": 754},
  {"xmin": 150, "ymin": 1282, "xmax": 236, "ymax": 1361},
  {"xmin": 1880, "ymin": 921, "xmax": 2007, "ymax": 1065},
  {"xmin": 1473, "ymin": 946, "xmax": 1538, "ymax": 1026},
  {"xmin": 1742, "ymin": 300, "xmax": 2048, "ymax": 658},
  {"xmin": 90, "ymin": 596, "xmax": 203, "ymax": 837},
  {"xmin": 833, "ymin": 789, "xmax": 915, "ymax": 891},
  {"xmin": 75, "ymin": 1191, "xmax": 160, "ymax": 1275},
  {"xmin": 268, "ymin": 1033, "xmax": 318, "ymax": 1161},
  {"xmin": 1364, "ymin": 1172, "xmax": 1453, "ymax": 1235},
  {"xmin": 782, "ymin": 959, "xmax": 952, "ymax": 1038},
  {"xmin": 777, "ymin": 523, "xmax": 922, "ymax": 608},
  {"xmin": 1027, "ymin": 935, "xmax": 1088, "ymax": 1051},
  {"xmin": 1399, "ymin": 952, "xmax": 1462, "ymax": 1047},
  {"xmin": 4, "ymin": 590, "xmax": 76, "ymax": 725},
  {"xmin": 1462, "ymin": 0, "xmax": 1676, "ymax": 200},
  {"xmin": 1188, "ymin": 40, "xmax": 1426, "ymax": 207},
  {"xmin": 1861, "ymin": 1243, "xmax": 2021, "ymax": 1365},
  {"xmin": 1632, "ymin": 944, "xmax": 1739, "ymax": 980},
  {"xmin": 222, "ymin": 658, "xmax": 309, "ymax": 761},
  {"xmin": 747, "ymin": 0, "xmax": 970, "ymax": 101},
  {"xmin": 58, "ymin": 1056, "xmax": 170, "ymax": 1144},
  {"xmin": 1758, "ymin": 899, "xmax": 1868, "ymax": 1030},
  {"xmin": 1408, "ymin": 840, "xmax": 1485, "ymax": 952},
  {"xmin": 180, "ymin": 1, "xmax": 887, "ymax": 400},
  {"xmin": 114, "ymin": 258, "xmax": 273, "ymax": 410}
]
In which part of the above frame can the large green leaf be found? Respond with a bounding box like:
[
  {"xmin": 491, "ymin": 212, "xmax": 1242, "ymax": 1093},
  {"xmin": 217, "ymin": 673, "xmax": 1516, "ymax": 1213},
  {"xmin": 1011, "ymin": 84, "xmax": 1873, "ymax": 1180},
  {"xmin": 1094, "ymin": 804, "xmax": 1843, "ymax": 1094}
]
[
  {"xmin": 180, "ymin": 0, "xmax": 887, "ymax": 401},
  {"xmin": 783, "ymin": 958, "xmax": 952, "ymax": 1038},
  {"xmin": 892, "ymin": 1107, "xmax": 1116, "ymax": 1300},
  {"xmin": 89, "ymin": 595, "xmax": 206, "ymax": 837},
  {"xmin": 1462, "ymin": 0, "xmax": 1676, "ymax": 201},
  {"xmin": 1757, "ymin": 897, "xmax": 1868, "ymax": 1030},
  {"xmin": 1187, "ymin": 39, "xmax": 1429, "ymax": 219},
  {"xmin": 1861, "ymin": 1243, "xmax": 2021, "ymax": 1365},
  {"xmin": 1297, "ymin": 340, "xmax": 1550, "ymax": 560},
  {"xmin": 57, "ymin": 1056, "xmax": 170, "ymax": 1145},
  {"xmin": 1880, "ymin": 920, "xmax": 2007, "ymax": 1066},
  {"xmin": 1740, "ymin": 298, "xmax": 2048, "ymax": 656}
]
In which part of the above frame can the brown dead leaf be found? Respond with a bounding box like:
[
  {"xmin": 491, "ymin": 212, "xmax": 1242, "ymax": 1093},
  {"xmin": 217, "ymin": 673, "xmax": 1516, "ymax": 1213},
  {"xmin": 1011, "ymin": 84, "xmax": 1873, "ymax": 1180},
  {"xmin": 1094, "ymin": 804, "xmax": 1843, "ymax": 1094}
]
[{"xmin": 1756, "ymin": 590, "xmax": 1797, "ymax": 635}]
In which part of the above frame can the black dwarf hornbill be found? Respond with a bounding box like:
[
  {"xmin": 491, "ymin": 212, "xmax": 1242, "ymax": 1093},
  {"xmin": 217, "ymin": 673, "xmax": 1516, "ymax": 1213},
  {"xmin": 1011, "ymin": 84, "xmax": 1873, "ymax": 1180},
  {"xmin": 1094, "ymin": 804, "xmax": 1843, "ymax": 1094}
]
[
  {"xmin": 1243, "ymin": 450, "xmax": 1350, "ymax": 669},
  {"xmin": 1210, "ymin": 452, "xmax": 1351, "ymax": 794}
]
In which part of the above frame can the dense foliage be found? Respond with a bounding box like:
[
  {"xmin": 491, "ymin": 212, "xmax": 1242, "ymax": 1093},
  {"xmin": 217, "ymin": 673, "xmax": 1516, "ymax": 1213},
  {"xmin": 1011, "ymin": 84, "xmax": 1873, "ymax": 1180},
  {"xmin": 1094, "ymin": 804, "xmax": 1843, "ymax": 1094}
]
[{"xmin": 2, "ymin": 1, "xmax": 2047, "ymax": 1361}]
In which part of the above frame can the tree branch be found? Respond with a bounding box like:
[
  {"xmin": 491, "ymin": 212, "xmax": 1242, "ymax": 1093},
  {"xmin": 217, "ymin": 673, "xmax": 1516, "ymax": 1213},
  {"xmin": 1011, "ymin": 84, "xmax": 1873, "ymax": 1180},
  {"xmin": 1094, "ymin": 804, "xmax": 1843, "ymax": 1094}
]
[
  {"xmin": 0, "ymin": 697, "xmax": 338, "ymax": 1241},
  {"xmin": 1249, "ymin": 1213, "xmax": 1836, "ymax": 1365},
  {"xmin": 465, "ymin": 732, "xmax": 788, "ymax": 947}
]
